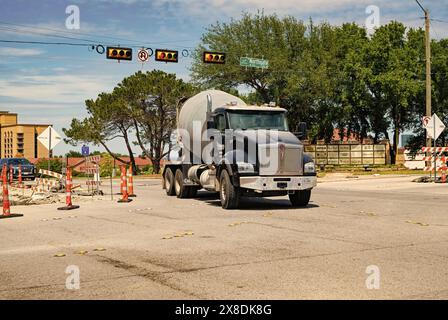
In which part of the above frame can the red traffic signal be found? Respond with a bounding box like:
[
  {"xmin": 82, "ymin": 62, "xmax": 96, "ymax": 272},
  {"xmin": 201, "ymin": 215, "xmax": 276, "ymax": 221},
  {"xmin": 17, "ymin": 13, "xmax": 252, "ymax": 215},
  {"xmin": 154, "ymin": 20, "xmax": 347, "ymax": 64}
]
[
  {"xmin": 106, "ymin": 47, "xmax": 132, "ymax": 61},
  {"xmin": 203, "ymin": 51, "xmax": 226, "ymax": 64},
  {"xmin": 155, "ymin": 49, "xmax": 178, "ymax": 63}
]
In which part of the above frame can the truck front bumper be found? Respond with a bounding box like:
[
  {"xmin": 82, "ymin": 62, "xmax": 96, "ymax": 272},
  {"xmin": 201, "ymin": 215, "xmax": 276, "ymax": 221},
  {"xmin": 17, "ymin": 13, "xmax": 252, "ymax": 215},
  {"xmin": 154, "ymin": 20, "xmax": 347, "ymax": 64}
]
[{"xmin": 239, "ymin": 175, "xmax": 317, "ymax": 191}]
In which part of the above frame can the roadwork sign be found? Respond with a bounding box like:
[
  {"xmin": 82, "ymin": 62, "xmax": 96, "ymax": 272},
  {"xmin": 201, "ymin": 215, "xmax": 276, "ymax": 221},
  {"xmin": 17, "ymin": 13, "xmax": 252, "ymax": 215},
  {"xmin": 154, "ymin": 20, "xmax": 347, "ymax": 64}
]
[
  {"xmin": 424, "ymin": 114, "xmax": 446, "ymax": 140},
  {"xmin": 37, "ymin": 126, "xmax": 62, "ymax": 150},
  {"xmin": 86, "ymin": 155, "xmax": 101, "ymax": 163}
]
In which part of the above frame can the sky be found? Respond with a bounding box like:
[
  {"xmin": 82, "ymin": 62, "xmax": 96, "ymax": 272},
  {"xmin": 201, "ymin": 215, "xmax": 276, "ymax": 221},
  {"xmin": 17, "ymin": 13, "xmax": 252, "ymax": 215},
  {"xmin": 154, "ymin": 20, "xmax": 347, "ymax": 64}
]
[{"xmin": 0, "ymin": 0, "xmax": 447, "ymax": 155}]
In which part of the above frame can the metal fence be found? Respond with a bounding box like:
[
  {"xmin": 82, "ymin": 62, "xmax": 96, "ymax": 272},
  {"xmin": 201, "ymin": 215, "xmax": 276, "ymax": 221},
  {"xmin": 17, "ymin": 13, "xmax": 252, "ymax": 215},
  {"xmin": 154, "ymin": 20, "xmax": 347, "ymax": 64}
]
[{"xmin": 304, "ymin": 144, "xmax": 387, "ymax": 165}]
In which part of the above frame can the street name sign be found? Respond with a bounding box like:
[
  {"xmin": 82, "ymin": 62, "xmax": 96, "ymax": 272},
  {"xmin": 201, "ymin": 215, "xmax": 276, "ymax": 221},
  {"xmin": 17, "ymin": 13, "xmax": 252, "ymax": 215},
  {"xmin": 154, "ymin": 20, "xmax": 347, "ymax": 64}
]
[{"xmin": 240, "ymin": 57, "xmax": 269, "ymax": 69}]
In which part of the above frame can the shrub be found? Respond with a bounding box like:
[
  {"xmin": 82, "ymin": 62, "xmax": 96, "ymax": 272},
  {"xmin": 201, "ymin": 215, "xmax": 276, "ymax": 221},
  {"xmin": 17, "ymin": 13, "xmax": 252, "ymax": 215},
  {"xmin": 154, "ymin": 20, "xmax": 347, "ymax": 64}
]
[{"xmin": 36, "ymin": 158, "xmax": 63, "ymax": 173}]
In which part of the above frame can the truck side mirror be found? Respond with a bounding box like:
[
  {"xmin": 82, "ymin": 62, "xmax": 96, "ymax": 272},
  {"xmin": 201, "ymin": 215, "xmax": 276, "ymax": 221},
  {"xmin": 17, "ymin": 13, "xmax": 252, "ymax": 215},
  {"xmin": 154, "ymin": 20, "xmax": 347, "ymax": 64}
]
[
  {"xmin": 295, "ymin": 122, "xmax": 307, "ymax": 140},
  {"xmin": 207, "ymin": 120, "xmax": 215, "ymax": 130}
]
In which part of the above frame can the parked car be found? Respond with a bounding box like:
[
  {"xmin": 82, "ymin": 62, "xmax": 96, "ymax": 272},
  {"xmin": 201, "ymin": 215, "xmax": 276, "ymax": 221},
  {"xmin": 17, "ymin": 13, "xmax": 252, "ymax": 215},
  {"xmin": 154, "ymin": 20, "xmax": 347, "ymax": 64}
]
[{"xmin": 0, "ymin": 158, "xmax": 36, "ymax": 180}]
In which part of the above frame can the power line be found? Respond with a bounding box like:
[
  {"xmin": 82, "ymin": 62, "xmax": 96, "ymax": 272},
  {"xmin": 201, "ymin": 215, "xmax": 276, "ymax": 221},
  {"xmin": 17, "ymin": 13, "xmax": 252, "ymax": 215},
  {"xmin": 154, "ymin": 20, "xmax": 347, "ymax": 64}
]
[
  {"xmin": 0, "ymin": 20, "xmax": 197, "ymax": 48},
  {"xmin": 0, "ymin": 26, "xmax": 99, "ymax": 44},
  {"xmin": 0, "ymin": 39, "xmax": 94, "ymax": 47},
  {"xmin": 0, "ymin": 26, "xmax": 139, "ymax": 47},
  {"xmin": 0, "ymin": 20, "xmax": 138, "ymax": 45},
  {"xmin": 431, "ymin": 18, "xmax": 448, "ymax": 24},
  {"xmin": 429, "ymin": 20, "xmax": 440, "ymax": 40}
]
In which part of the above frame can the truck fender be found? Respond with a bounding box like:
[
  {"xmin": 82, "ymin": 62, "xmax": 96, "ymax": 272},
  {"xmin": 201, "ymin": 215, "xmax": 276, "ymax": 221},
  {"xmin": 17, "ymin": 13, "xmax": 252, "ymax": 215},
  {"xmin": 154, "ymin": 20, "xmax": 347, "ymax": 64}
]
[
  {"xmin": 303, "ymin": 153, "xmax": 313, "ymax": 164},
  {"xmin": 216, "ymin": 161, "xmax": 239, "ymax": 189}
]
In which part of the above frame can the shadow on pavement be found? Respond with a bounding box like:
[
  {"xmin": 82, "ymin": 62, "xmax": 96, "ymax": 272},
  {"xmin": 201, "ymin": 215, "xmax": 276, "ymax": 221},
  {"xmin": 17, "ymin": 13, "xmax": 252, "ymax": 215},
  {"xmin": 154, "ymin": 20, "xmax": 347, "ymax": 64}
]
[{"xmin": 193, "ymin": 191, "xmax": 319, "ymax": 211}]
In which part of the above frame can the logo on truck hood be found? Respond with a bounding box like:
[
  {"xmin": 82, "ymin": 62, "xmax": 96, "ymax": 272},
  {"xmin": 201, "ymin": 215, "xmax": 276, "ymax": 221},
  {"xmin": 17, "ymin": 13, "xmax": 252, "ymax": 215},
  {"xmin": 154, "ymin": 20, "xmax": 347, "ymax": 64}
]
[{"xmin": 279, "ymin": 144, "xmax": 285, "ymax": 161}]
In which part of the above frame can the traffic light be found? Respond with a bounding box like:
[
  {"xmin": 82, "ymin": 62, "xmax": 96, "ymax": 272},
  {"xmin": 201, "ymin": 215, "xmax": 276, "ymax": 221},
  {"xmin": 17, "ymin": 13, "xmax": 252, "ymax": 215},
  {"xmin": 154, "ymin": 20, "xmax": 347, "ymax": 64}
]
[
  {"xmin": 155, "ymin": 49, "xmax": 178, "ymax": 63},
  {"xmin": 106, "ymin": 47, "xmax": 132, "ymax": 61},
  {"xmin": 203, "ymin": 51, "xmax": 226, "ymax": 64}
]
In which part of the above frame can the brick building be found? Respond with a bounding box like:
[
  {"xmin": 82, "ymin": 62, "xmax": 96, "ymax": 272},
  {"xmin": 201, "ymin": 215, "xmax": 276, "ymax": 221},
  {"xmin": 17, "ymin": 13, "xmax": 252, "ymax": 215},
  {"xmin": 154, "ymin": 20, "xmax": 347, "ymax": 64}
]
[{"xmin": 0, "ymin": 111, "xmax": 50, "ymax": 159}]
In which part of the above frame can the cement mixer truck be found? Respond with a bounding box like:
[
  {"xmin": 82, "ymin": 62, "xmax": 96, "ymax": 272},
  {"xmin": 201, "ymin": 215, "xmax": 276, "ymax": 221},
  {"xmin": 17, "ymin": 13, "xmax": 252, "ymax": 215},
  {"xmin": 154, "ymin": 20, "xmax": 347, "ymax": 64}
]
[{"xmin": 162, "ymin": 90, "xmax": 317, "ymax": 209}]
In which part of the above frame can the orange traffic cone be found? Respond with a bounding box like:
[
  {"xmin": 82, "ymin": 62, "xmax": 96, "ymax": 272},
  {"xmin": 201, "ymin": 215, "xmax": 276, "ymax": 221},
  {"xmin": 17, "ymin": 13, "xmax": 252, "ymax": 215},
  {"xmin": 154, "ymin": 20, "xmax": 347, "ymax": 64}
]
[
  {"xmin": 9, "ymin": 164, "xmax": 13, "ymax": 185},
  {"xmin": 118, "ymin": 165, "xmax": 132, "ymax": 203},
  {"xmin": 18, "ymin": 164, "xmax": 23, "ymax": 188},
  {"xmin": 127, "ymin": 166, "xmax": 136, "ymax": 197},
  {"xmin": 58, "ymin": 167, "xmax": 80, "ymax": 210},
  {"xmin": 0, "ymin": 164, "xmax": 23, "ymax": 219},
  {"xmin": 442, "ymin": 167, "xmax": 447, "ymax": 184}
]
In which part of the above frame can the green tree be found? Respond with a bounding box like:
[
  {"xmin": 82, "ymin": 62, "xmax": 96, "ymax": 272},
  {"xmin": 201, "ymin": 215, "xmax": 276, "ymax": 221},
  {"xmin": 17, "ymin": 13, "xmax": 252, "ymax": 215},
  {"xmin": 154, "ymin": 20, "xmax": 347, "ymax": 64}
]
[
  {"xmin": 63, "ymin": 91, "xmax": 135, "ymax": 171},
  {"xmin": 191, "ymin": 12, "xmax": 308, "ymax": 105},
  {"xmin": 116, "ymin": 70, "xmax": 197, "ymax": 173},
  {"xmin": 191, "ymin": 13, "xmax": 355, "ymax": 141},
  {"xmin": 192, "ymin": 12, "xmax": 448, "ymax": 160},
  {"xmin": 36, "ymin": 158, "xmax": 62, "ymax": 173},
  {"xmin": 365, "ymin": 22, "xmax": 423, "ymax": 163},
  {"xmin": 65, "ymin": 150, "xmax": 82, "ymax": 158},
  {"xmin": 431, "ymin": 38, "xmax": 448, "ymax": 145}
]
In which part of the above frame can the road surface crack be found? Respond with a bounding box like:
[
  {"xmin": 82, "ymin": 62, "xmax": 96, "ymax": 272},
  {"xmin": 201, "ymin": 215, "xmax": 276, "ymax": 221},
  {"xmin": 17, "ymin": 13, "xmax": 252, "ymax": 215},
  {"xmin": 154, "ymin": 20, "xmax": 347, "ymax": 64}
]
[{"xmin": 94, "ymin": 255, "xmax": 203, "ymax": 299}]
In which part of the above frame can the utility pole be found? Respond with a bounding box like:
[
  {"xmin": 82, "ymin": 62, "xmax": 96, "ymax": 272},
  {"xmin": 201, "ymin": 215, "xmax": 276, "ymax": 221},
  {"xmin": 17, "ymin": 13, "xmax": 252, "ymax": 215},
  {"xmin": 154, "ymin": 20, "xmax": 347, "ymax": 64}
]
[
  {"xmin": 424, "ymin": 9, "xmax": 431, "ymax": 152},
  {"xmin": 416, "ymin": 0, "xmax": 432, "ymax": 168}
]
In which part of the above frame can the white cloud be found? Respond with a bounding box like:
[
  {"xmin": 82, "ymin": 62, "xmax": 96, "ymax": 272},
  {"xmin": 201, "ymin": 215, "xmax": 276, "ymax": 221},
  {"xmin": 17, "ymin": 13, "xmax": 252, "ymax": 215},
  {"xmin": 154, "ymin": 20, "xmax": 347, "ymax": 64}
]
[
  {"xmin": 146, "ymin": 0, "xmax": 379, "ymax": 17},
  {"xmin": 0, "ymin": 47, "xmax": 44, "ymax": 57},
  {"xmin": 0, "ymin": 74, "xmax": 114, "ymax": 104},
  {"xmin": 0, "ymin": 20, "xmax": 138, "ymax": 45}
]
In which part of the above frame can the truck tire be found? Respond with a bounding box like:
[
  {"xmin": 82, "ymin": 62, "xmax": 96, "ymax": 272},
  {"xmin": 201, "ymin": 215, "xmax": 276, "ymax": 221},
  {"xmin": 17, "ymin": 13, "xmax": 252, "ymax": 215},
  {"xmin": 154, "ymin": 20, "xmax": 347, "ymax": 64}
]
[
  {"xmin": 174, "ymin": 169, "xmax": 191, "ymax": 198},
  {"xmin": 219, "ymin": 170, "xmax": 240, "ymax": 209},
  {"xmin": 289, "ymin": 190, "xmax": 311, "ymax": 207},
  {"xmin": 164, "ymin": 168, "xmax": 175, "ymax": 196}
]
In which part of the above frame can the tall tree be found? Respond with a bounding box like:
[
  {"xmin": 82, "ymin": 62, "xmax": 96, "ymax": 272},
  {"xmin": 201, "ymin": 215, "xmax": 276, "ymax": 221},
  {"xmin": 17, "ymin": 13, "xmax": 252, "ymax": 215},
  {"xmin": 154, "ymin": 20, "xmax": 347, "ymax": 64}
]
[
  {"xmin": 431, "ymin": 38, "xmax": 448, "ymax": 145},
  {"xmin": 365, "ymin": 22, "xmax": 422, "ymax": 163},
  {"xmin": 116, "ymin": 71, "xmax": 197, "ymax": 174},
  {"xmin": 63, "ymin": 91, "xmax": 136, "ymax": 171},
  {"xmin": 191, "ymin": 12, "xmax": 307, "ymax": 104}
]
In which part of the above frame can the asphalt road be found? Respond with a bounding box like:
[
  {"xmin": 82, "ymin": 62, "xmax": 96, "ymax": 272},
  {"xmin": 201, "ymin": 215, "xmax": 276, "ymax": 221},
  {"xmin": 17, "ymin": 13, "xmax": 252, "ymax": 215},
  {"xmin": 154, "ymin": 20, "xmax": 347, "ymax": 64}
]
[{"xmin": 0, "ymin": 175, "xmax": 447, "ymax": 299}]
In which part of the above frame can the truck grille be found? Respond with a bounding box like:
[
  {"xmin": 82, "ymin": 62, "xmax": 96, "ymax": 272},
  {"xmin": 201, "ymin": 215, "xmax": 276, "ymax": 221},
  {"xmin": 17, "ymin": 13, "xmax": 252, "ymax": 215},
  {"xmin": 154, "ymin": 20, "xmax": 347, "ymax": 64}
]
[{"xmin": 258, "ymin": 144, "xmax": 303, "ymax": 176}]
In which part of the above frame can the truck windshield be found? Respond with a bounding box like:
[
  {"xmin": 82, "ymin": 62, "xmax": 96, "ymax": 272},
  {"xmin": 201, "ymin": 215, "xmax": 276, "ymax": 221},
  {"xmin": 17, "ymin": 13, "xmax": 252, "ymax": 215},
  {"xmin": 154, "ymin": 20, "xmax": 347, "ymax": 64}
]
[{"xmin": 227, "ymin": 111, "xmax": 288, "ymax": 131}]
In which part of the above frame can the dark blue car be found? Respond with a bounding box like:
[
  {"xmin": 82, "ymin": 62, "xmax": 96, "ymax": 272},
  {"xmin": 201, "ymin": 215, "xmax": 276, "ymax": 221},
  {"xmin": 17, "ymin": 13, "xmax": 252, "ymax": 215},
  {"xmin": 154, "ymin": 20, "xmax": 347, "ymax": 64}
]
[{"xmin": 0, "ymin": 158, "xmax": 36, "ymax": 180}]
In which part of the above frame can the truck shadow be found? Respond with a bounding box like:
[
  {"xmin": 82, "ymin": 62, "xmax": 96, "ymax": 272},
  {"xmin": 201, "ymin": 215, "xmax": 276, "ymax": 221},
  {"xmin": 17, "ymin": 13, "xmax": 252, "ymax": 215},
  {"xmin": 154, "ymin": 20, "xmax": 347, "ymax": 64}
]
[{"xmin": 192, "ymin": 191, "xmax": 319, "ymax": 210}]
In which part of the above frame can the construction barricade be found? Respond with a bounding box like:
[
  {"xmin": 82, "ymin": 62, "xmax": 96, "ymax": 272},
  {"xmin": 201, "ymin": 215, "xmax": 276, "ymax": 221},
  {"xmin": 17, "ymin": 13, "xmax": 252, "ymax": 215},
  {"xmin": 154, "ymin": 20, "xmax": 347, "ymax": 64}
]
[{"xmin": 421, "ymin": 147, "xmax": 448, "ymax": 183}]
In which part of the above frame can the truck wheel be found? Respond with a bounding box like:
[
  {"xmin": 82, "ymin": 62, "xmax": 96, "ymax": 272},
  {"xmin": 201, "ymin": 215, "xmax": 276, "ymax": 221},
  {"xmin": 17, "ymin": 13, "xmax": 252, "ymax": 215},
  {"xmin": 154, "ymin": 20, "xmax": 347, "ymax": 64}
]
[
  {"xmin": 174, "ymin": 169, "xmax": 191, "ymax": 198},
  {"xmin": 219, "ymin": 170, "xmax": 240, "ymax": 209},
  {"xmin": 289, "ymin": 190, "xmax": 311, "ymax": 207},
  {"xmin": 164, "ymin": 168, "xmax": 175, "ymax": 196}
]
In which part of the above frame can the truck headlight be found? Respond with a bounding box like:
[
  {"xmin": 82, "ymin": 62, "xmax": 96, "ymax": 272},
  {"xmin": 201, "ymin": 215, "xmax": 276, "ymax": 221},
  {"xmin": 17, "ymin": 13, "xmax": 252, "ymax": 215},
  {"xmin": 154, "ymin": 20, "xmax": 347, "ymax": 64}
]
[
  {"xmin": 237, "ymin": 162, "xmax": 255, "ymax": 173},
  {"xmin": 304, "ymin": 161, "xmax": 315, "ymax": 174}
]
